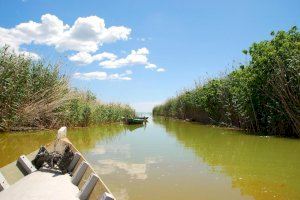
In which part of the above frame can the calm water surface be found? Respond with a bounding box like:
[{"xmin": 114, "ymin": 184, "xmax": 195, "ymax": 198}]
[{"xmin": 1, "ymin": 116, "xmax": 300, "ymax": 200}]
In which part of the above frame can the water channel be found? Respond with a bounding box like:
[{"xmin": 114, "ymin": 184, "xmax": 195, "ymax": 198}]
[{"xmin": 1, "ymin": 116, "xmax": 299, "ymax": 200}]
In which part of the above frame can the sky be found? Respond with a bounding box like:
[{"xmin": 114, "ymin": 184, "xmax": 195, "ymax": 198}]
[{"xmin": 0, "ymin": 0, "xmax": 299, "ymax": 112}]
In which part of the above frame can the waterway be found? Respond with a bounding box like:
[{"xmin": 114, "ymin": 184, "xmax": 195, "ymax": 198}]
[{"xmin": 1, "ymin": 116, "xmax": 299, "ymax": 200}]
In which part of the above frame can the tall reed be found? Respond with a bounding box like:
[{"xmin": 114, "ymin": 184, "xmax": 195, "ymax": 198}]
[
  {"xmin": 153, "ymin": 27, "xmax": 300, "ymax": 138},
  {"xmin": 0, "ymin": 46, "xmax": 135, "ymax": 131}
]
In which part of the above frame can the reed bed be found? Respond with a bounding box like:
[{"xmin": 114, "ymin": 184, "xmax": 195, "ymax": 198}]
[
  {"xmin": 153, "ymin": 27, "xmax": 300, "ymax": 138},
  {"xmin": 0, "ymin": 46, "xmax": 135, "ymax": 131}
]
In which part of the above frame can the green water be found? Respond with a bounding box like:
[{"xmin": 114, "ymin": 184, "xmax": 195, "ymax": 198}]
[{"xmin": 0, "ymin": 116, "xmax": 300, "ymax": 200}]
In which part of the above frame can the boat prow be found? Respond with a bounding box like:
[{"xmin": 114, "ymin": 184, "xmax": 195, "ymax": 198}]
[{"xmin": 0, "ymin": 127, "xmax": 115, "ymax": 200}]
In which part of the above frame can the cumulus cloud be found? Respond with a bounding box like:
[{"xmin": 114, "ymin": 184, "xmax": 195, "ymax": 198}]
[
  {"xmin": 99, "ymin": 47, "xmax": 149, "ymax": 69},
  {"xmin": 68, "ymin": 47, "xmax": 165, "ymax": 73},
  {"xmin": 0, "ymin": 13, "xmax": 131, "ymax": 54},
  {"xmin": 0, "ymin": 14, "xmax": 166, "ymax": 76},
  {"xmin": 69, "ymin": 51, "xmax": 117, "ymax": 65},
  {"xmin": 73, "ymin": 70, "xmax": 132, "ymax": 81}
]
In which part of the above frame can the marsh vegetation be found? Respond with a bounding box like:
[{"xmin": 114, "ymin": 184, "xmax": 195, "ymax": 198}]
[
  {"xmin": 0, "ymin": 47, "xmax": 134, "ymax": 131},
  {"xmin": 153, "ymin": 27, "xmax": 300, "ymax": 138}
]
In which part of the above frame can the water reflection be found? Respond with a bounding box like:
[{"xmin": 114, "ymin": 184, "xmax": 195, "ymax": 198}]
[
  {"xmin": 0, "ymin": 124, "xmax": 127, "ymax": 167},
  {"xmin": 97, "ymin": 157, "xmax": 160, "ymax": 180},
  {"xmin": 153, "ymin": 117, "xmax": 300, "ymax": 200},
  {"xmin": 124, "ymin": 124, "xmax": 145, "ymax": 132},
  {"xmin": 85, "ymin": 140, "xmax": 162, "ymax": 180},
  {"xmin": 81, "ymin": 117, "xmax": 255, "ymax": 200},
  {"xmin": 1, "ymin": 117, "xmax": 300, "ymax": 200},
  {"xmin": 0, "ymin": 130, "xmax": 55, "ymax": 167},
  {"xmin": 67, "ymin": 124, "xmax": 126, "ymax": 151}
]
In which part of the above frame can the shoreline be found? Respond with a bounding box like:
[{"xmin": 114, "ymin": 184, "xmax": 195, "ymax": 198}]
[
  {"xmin": 0, "ymin": 121, "xmax": 125, "ymax": 134},
  {"xmin": 153, "ymin": 115, "xmax": 300, "ymax": 139}
]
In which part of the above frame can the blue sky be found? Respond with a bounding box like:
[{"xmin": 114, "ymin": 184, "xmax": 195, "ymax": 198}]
[{"xmin": 0, "ymin": 0, "xmax": 299, "ymax": 111}]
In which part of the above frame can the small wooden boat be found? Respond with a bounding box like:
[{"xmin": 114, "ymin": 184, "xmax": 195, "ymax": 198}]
[
  {"xmin": 0, "ymin": 127, "xmax": 115, "ymax": 200},
  {"xmin": 123, "ymin": 116, "xmax": 148, "ymax": 125},
  {"xmin": 136, "ymin": 116, "xmax": 149, "ymax": 120},
  {"xmin": 124, "ymin": 118, "xmax": 145, "ymax": 125}
]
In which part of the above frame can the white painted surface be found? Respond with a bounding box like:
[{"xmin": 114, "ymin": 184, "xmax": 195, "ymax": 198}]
[
  {"xmin": 0, "ymin": 171, "xmax": 79, "ymax": 200},
  {"xmin": 17, "ymin": 155, "xmax": 37, "ymax": 174},
  {"xmin": 100, "ymin": 192, "xmax": 115, "ymax": 200},
  {"xmin": 79, "ymin": 173, "xmax": 99, "ymax": 199},
  {"xmin": 68, "ymin": 152, "xmax": 81, "ymax": 172},
  {"xmin": 0, "ymin": 172, "xmax": 9, "ymax": 191},
  {"xmin": 57, "ymin": 126, "xmax": 67, "ymax": 139},
  {"xmin": 72, "ymin": 161, "xmax": 89, "ymax": 186}
]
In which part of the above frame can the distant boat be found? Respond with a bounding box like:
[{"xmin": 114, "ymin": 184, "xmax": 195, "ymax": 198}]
[
  {"xmin": 123, "ymin": 117, "xmax": 147, "ymax": 125},
  {"xmin": 135, "ymin": 116, "xmax": 149, "ymax": 120},
  {"xmin": 0, "ymin": 127, "xmax": 115, "ymax": 200}
]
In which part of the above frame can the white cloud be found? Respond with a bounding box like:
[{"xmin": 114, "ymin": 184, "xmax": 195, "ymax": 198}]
[
  {"xmin": 135, "ymin": 47, "xmax": 149, "ymax": 55},
  {"xmin": 73, "ymin": 71, "xmax": 107, "ymax": 80},
  {"xmin": 157, "ymin": 68, "xmax": 165, "ymax": 72},
  {"xmin": 108, "ymin": 73, "xmax": 132, "ymax": 81},
  {"xmin": 73, "ymin": 70, "xmax": 132, "ymax": 81},
  {"xmin": 69, "ymin": 51, "xmax": 116, "ymax": 65},
  {"xmin": 99, "ymin": 47, "xmax": 158, "ymax": 70},
  {"xmin": 68, "ymin": 52, "xmax": 94, "ymax": 65},
  {"xmin": 99, "ymin": 26, "xmax": 131, "ymax": 43},
  {"xmin": 68, "ymin": 47, "xmax": 164, "ymax": 73},
  {"xmin": 0, "ymin": 14, "xmax": 131, "ymax": 54},
  {"xmin": 145, "ymin": 63, "xmax": 157, "ymax": 69},
  {"xmin": 0, "ymin": 14, "xmax": 166, "ymax": 75},
  {"xmin": 99, "ymin": 47, "xmax": 148, "ymax": 69}
]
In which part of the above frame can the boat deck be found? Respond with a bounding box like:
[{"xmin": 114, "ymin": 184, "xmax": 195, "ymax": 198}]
[{"xmin": 0, "ymin": 170, "xmax": 79, "ymax": 200}]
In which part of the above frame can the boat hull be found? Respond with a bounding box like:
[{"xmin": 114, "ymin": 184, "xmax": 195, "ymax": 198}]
[
  {"xmin": 125, "ymin": 118, "xmax": 145, "ymax": 125},
  {"xmin": 0, "ymin": 129, "xmax": 114, "ymax": 200}
]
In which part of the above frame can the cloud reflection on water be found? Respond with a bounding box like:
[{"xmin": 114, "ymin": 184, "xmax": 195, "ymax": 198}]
[
  {"xmin": 97, "ymin": 157, "xmax": 162, "ymax": 180},
  {"xmin": 93, "ymin": 144, "xmax": 131, "ymax": 157}
]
